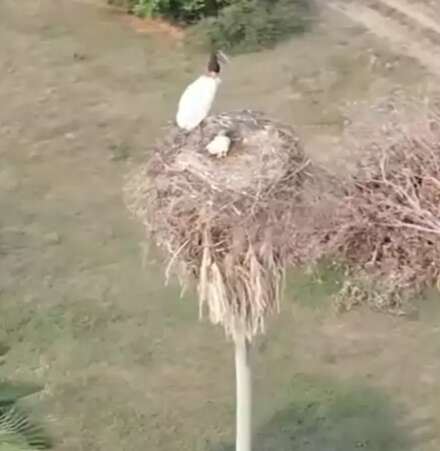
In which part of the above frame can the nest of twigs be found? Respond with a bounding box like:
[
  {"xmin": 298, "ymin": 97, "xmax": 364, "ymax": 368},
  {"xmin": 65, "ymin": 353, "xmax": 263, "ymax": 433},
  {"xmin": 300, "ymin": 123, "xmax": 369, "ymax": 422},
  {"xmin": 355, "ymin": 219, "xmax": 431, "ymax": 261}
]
[
  {"xmin": 124, "ymin": 110, "xmax": 330, "ymax": 339},
  {"xmin": 332, "ymin": 95, "xmax": 440, "ymax": 312}
]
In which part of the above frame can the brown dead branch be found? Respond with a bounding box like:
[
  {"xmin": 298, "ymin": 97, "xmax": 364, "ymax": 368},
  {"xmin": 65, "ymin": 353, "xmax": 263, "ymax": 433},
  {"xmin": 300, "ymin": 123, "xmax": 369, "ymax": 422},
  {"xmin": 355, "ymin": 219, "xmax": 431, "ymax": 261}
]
[{"xmin": 332, "ymin": 94, "xmax": 440, "ymax": 311}]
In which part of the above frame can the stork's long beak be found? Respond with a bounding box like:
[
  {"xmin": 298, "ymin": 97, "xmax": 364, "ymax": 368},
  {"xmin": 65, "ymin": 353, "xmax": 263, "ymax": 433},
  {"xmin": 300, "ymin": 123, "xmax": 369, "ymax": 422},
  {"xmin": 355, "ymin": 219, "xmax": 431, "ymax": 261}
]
[{"xmin": 217, "ymin": 50, "xmax": 230, "ymax": 64}]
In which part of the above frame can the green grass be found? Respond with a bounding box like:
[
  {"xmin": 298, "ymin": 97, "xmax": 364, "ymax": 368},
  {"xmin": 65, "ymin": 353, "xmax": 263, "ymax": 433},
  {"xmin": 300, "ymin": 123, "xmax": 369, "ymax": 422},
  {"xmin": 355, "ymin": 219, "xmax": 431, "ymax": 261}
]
[
  {"xmin": 286, "ymin": 262, "xmax": 344, "ymax": 311},
  {"xmin": 1, "ymin": 2, "xmax": 439, "ymax": 450},
  {"xmin": 215, "ymin": 373, "xmax": 410, "ymax": 451}
]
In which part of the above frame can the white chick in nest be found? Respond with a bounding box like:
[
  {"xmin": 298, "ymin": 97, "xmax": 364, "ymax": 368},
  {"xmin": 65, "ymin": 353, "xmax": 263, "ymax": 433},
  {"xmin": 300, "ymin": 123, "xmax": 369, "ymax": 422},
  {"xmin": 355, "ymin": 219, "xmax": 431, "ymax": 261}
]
[{"xmin": 206, "ymin": 130, "xmax": 232, "ymax": 159}]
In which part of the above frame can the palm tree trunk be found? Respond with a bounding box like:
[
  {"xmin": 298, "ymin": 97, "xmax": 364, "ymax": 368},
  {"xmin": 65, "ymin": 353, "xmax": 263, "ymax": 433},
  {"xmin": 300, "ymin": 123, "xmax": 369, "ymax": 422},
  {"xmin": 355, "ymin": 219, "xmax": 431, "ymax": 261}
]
[{"xmin": 235, "ymin": 335, "xmax": 252, "ymax": 451}]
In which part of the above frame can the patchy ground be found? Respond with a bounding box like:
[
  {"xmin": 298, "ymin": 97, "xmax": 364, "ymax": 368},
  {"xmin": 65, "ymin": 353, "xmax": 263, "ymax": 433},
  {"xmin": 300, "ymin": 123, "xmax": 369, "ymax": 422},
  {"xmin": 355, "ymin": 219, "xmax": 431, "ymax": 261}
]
[
  {"xmin": 327, "ymin": 0, "xmax": 440, "ymax": 76},
  {"xmin": 0, "ymin": 0, "xmax": 439, "ymax": 450}
]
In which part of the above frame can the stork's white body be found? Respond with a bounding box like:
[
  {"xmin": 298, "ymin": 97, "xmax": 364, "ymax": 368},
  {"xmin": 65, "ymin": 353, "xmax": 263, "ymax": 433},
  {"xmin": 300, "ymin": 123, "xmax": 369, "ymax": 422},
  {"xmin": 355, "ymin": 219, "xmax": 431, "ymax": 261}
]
[{"xmin": 176, "ymin": 75, "xmax": 221, "ymax": 131}]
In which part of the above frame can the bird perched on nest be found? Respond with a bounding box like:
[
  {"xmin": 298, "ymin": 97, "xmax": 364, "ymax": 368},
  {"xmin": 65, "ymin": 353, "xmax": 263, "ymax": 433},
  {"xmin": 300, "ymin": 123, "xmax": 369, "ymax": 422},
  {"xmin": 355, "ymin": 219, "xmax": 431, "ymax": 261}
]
[{"xmin": 176, "ymin": 50, "xmax": 229, "ymax": 132}]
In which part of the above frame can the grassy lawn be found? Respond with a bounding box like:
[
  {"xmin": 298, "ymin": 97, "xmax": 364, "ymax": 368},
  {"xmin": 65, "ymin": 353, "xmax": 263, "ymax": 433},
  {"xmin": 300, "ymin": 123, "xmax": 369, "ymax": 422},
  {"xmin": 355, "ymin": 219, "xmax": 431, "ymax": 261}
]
[{"xmin": 0, "ymin": 1, "xmax": 439, "ymax": 450}]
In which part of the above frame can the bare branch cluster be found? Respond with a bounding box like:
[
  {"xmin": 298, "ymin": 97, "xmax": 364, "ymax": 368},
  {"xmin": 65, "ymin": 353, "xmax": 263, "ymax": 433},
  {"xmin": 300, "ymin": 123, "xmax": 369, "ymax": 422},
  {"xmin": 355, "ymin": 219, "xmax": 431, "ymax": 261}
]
[{"xmin": 331, "ymin": 95, "xmax": 440, "ymax": 311}]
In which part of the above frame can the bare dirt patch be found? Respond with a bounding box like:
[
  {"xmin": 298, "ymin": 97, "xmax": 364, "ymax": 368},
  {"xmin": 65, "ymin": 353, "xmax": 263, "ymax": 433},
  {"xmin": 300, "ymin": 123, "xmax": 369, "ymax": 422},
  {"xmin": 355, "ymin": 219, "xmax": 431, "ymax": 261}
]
[{"xmin": 326, "ymin": 0, "xmax": 440, "ymax": 76}]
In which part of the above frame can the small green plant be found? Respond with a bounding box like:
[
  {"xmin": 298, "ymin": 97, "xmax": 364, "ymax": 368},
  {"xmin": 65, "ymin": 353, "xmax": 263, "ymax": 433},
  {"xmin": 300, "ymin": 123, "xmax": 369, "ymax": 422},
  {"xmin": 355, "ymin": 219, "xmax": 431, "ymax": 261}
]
[
  {"xmin": 133, "ymin": 0, "xmax": 232, "ymax": 21},
  {"xmin": 108, "ymin": 0, "xmax": 312, "ymax": 52},
  {"xmin": 133, "ymin": 0, "xmax": 159, "ymax": 17},
  {"xmin": 108, "ymin": 143, "xmax": 131, "ymax": 162},
  {"xmin": 192, "ymin": 0, "xmax": 312, "ymax": 53},
  {"xmin": 0, "ymin": 406, "xmax": 50, "ymax": 451},
  {"xmin": 0, "ymin": 383, "xmax": 42, "ymax": 407},
  {"xmin": 110, "ymin": 0, "xmax": 230, "ymax": 21},
  {"xmin": 0, "ymin": 346, "xmax": 51, "ymax": 451}
]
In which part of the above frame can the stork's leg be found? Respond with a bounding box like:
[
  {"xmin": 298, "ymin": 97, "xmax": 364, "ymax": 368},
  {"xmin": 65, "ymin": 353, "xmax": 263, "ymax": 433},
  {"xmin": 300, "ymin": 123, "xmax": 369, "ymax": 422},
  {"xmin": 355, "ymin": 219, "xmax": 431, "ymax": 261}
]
[{"xmin": 199, "ymin": 120, "xmax": 207, "ymax": 140}]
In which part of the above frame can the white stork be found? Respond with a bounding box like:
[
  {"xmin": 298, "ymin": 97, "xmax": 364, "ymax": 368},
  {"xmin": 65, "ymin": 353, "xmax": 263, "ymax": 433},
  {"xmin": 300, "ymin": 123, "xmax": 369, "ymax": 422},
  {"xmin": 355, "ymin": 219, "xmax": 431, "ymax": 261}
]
[{"xmin": 176, "ymin": 50, "xmax": 229, "ymax": 131}]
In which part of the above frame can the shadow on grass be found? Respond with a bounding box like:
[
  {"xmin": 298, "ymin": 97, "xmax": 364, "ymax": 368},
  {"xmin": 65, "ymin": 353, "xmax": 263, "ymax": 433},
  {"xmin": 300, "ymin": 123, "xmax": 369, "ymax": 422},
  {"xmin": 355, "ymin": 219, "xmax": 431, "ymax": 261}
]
[{"xmin": 213, "ymin": 373, "xmax": 412, "ymax": 451}]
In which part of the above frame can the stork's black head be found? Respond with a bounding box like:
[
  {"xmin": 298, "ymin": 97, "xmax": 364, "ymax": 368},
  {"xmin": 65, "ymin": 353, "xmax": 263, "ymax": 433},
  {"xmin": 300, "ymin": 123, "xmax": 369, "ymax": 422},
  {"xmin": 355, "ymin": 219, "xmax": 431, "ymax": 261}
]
[
  {"xmin": 207, "ymin": 50, "xmax": 228, "ymax": 75},
  {"xmin": 208, "ymin": 51, "xmax": 220, "ymax": 74}
]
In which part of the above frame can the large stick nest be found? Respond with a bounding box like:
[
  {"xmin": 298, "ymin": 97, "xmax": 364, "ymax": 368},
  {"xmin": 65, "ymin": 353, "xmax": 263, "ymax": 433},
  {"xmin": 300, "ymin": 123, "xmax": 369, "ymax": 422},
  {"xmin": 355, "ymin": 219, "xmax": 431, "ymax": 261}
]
[
  {"xmin": 124, "ymin": 110, "xmax": 330, "ymax": 340},
  {"xmin": 332, "ymin": 95, "xmax": 440, "ymax": 311}
]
